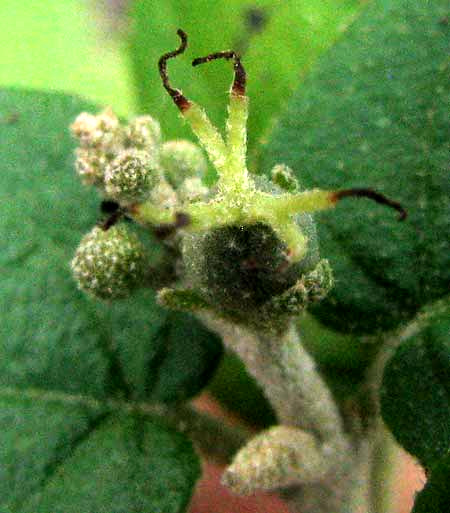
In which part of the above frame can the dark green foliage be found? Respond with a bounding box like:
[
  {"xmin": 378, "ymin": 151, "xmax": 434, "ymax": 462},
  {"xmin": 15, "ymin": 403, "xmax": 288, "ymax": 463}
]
[
  {"xmin": 0, "ymin": 397, "xmax": 200, "ymax": 513},
  {"xmin": 380, "ymin": 305, "xmax": 450, "ymax": 470},
  {"xmin": 208, "ymin": 350, "xmax": 277, "ymax": 427},
  {"xmin": 0, "ymin": 88, "xmax": 225, "ymax": 511},
  {"xmin": 260, "ymin": 0, "xmax": 450, "ymax": 334},
  {"xmin": 412, "ymin": 453, "xmax": 450, "ymax": 513}
]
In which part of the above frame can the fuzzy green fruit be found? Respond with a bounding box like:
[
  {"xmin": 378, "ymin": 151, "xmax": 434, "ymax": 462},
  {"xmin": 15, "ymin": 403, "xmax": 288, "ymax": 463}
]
[{"xmin": 182, "ymin": 214, "xmax": 320, "ymax": 325}]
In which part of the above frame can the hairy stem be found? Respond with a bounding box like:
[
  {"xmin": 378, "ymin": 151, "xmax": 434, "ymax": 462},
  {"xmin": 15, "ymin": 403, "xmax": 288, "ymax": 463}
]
[
  {"xmin": 200, "ymin": 315, "xmax": 366, "ymax": 513},
  {"xmin": 369, "ymin": 422, "xmax": 397, "ymax": 513},
  {"xmin": 201, "ymin": 317, "xmax": 343, "ymax": 440}
]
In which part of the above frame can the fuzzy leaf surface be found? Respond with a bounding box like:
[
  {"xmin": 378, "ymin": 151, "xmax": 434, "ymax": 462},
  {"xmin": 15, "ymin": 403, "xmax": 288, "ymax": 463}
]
[
  {"xmin": 260, "ymin": 0, "xmax": 450, "ymax": 334},
  {"xmin": 380, "ymin": 304, "xmax": 450, "ymax": 470},
  {"xmin": 0, "ymin": 88, "xmax": 225, "ymax": 509},
  {"xmin": 0, "ymin": 396, "xmax": 199, "ymax": 513}
]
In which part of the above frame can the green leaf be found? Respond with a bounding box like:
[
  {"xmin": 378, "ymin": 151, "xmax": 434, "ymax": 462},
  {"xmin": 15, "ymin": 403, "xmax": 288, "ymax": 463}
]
[
  {"xmin": 0, "ymin": 88, "xmax": 223, "ymax": 509},
  {"xmin": 260, "ymin": 0, "xmax": 450, "ymax": 334},
  {"xmin": 127, "ymin": 0, "xmax": 361, "ymax": 158},
  {"xmin": 0, "ymin": 87, "xmax": 222, "ymax": 403},
  {"xmin": 380, "ymin": 303, "xmax": 450, "ymax": 470},
  {"xmin": 0, "ymin": 0, "xmax": 133, "ymax": 114},
  {"xmin": 412, "ymin": 452, "xmax": 450, "ymax": 513},
  {"xmin": 1, "ymin": 395, "xmax": 199, "ymax": 513}
]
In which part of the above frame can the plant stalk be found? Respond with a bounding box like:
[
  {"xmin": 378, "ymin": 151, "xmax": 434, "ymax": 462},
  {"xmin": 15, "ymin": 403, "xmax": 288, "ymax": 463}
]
[{"xmin": 200, "ymin": 314, "xmax": 370, "ymax": 513}]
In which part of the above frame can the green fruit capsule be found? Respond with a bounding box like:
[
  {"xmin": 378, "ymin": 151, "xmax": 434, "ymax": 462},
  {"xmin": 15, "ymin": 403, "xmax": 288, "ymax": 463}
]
[
  {"xmin": 182, "ymin": 214, "xmax": 320, "ymax": 325},
  {"xmin": 71, "ymin": 224, "xmax": 146, "ymax": 300}
]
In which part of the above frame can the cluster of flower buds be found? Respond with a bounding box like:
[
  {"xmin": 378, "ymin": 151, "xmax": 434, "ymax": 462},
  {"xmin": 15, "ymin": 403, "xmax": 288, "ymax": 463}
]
[
  {"xmin": 70, "ymin": 108, "xmax": 209, "ymax": 300},
  {"xmin": 70, "ymin": 109, "xmax": 208, "ymax": 206}
]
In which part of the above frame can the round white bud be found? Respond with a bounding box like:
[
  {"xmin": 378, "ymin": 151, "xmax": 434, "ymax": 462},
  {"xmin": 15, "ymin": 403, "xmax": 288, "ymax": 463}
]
[
  {"xmin": 71, "ymin": 224, "xmax": 147, "ymax": 300},
  {"xmin": 125, "ymin": 115, "xmax": 161, "ymax": 151},
  {"xmin": 70, "ymin": 108, "xmax": 122, "ymax": 151},
  {"xmin": 74, "ymin": 148, "xmax": 109, "ymax": 186},
  {"xmin": 104, "ymin": 149, "xmax": 160, "ymax": 204}
]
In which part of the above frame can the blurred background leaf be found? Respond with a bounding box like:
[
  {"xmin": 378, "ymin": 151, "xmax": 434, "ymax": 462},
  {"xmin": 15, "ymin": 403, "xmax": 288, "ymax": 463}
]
[
  {"xmin": 381, "ymin": 301, "xmax": 450, "ymax": 471},
  {"xmin": 1, "ymin": 399, "xmax": 199, "ymax": 513},
  {"xmin": 412, "ymin": 451, "xmax": 450, "ymax": 513},
  {"xmin": 0, "ymin": 0, "xmax": 133, "ymax": 114}
]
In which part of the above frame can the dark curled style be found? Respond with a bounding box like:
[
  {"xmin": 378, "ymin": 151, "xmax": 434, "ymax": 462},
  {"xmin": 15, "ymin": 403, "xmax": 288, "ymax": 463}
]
[
  {"xmin": 192, "ymin": 50, "xmax": 246, "ymax": 96},
  {"xmin": 332, "ymin": 188, "xmax": 407, "ymax": 221},
  {"xmin": 98, "ymin": 200, "xmax": 134, "ymax": 231},
  {"xmin": 153, "ymin": 212, "xmax": 191, "ymax": 239},
  {"xmin": 158, "ymin": 29, "xmax": 191, "ymax": 111},
  {"xmin": 99, "ymin": 200, "xmax": 123, "ymax": 231}
]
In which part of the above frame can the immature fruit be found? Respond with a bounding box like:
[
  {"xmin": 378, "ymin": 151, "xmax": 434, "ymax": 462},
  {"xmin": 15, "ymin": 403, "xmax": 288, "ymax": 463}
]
[
  {"xmin": 71, "ymin": 224, "xmax": 146, "ymax": 300},
  {"xmin": 182, "ymin": 215, "xmax": 319, "ymax": 323}
]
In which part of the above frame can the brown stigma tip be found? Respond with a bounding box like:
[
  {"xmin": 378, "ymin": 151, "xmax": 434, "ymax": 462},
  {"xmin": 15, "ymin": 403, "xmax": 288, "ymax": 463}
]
[
  {"xmin": 331, "ymin": 188, "xmax": 407, "ymax": 221},
  {"xmin": 192, "ymin": 50, "xmax": 246, "ymax": 96},
  {"xmin": 158, "ymin": 29, "xmax": 191, "ymax": 112}
]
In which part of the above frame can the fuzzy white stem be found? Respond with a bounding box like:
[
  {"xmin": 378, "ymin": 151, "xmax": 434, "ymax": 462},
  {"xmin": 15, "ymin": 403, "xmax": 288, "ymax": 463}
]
[
  {"xmin": 201, "ymin": 317, "xmax": 343, "ymax": 441},
  {"xmin": 200, "ymin": 315, "xmax": 364, "ymax": 513}
]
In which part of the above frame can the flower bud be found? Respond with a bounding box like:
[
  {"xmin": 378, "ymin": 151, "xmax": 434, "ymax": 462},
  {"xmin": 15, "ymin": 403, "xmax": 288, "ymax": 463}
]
[
  {"xmin": 125, "ymin": 115, "xmax": 161, "ymax": 151},
  {"xmin": 268, "ymin": 259, "xmax": 333, "ymax": 317},
  {"xmin": 149, "ymin": 180, "xmax": 179, "ymax": 209},
  {"xmin": 70, "ymin": 108, "xmax": 122, "ymax": 151},
  {"xmin": 178, "ymin": 177, "xmax": 209, "ymax": 203},
  {"xmin": 271, "ymin": 164, "xmax": 299, "ymax": 192},
  {"xmin": 74, "ymin": 148, "xmax": 109, "ymax": 186},
  {"xmin": 71, "ymin": 224, "xmax": 146, "ymax": 300},
  {"xmin": 160, "ymin": 140, "xmax": 207, "ymax": 187},
  {"xmin": 223, "ymin": 426, "xmax": 326, "ymax": 494},
  {"xmin": 104, "ymin": 149, "xmax": 160, "ymax": 204}
]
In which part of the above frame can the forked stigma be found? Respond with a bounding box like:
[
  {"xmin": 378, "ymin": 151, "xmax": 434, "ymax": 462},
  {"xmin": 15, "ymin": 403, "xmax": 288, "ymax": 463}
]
[
  {"xmin": 331, "ymin": 188, "xmax": 407, "ymax": 220},
  {"xmin": 192, "ymin": 50, "xmax": 246, "ymax": 96},
  {"xmin": 158, "ymin": 29, "xmax": 191, "ymax": 111}
]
